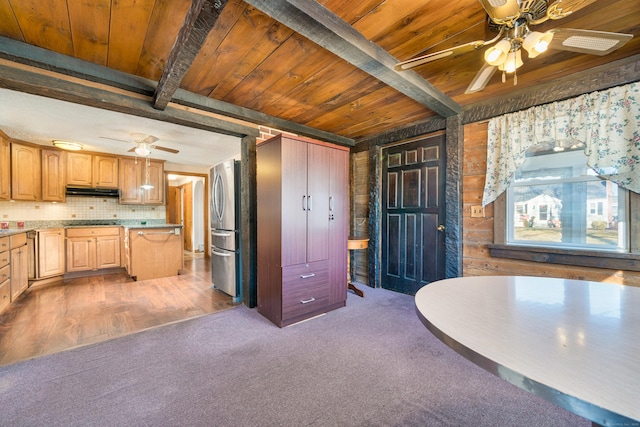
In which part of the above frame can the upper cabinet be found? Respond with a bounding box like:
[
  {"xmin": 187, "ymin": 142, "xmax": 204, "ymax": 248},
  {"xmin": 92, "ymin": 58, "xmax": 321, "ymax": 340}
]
[
  {"xmin": 0, "ymin": 132, "xmax": 10, "ymax": 200},
  {"xmin": 119, "ymin": 158, "xmax": 164, "ymax": 205},
  {"xmin": 11, "ymin": 142, "xmax": 41, "ymax": 201},
  {"xmin": 66, "ymin": 152, "xmax": 92, "ymax": 186},
  {"xmin": 93, "ymin": 155, "xmax": 118, "ymax": 188},
  {"xmin": 41, "ymin": 149, "xmax": 66, "ymax": 202},
  {"xmin": 67, "ymin": 152, "xmax": 118, "ymax": 188}
]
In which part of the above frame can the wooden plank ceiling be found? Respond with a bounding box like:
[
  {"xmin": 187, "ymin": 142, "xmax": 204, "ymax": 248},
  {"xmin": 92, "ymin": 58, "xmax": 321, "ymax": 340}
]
[{"xmin": 0, "ymin": 0, "xmax": 638, "ymax": 142}]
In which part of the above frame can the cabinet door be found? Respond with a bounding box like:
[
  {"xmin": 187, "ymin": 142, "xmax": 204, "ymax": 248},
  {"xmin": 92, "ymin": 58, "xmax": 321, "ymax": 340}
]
[
  {"xmin": 66, "ymin": 237, "xmax": 95, "ymax": 272},
  {"xmin": 38, "ymin": 229, "xmax": 65, "ymax": 277},
  {"xmin": 66, "ymin": 152, "xmax": 93, "ymax": 186},
  {"xmin": 96, "ymin": 235, "xmax": 120, "ymax": 269},
  {"xmin": 118, "ymin": 158, "xmax": 143, "ymax": 204},
  {"xmin": 93, "ymin": 156, "xmax": 119, "ymax": 188},
  {"xmin": 142, "ymin": 160, "xmax": 164, "ymax": 204},
  {"xmin": 306, "ymin": 143, "xmax": 330, "ymax": 263},
  {"xmin": 41, "ymin": 149, "xmax": 66, "ymax": 202},
  {"xmin": 0, "ymin": 135, "xmax": 10, "ymax": 200},
  {"xmin": 11, "ymin": 143, "xmax": 41, "ymax": 201},
  {"xmin": 281, "ymin": 138, "xmax": 308, "ymax": 267},
  {"xmin": 10, "ymin": 246, "xmax": 28, "ymax": 301},
  {"xmin": 328, "ymin": 148, "xmax": 349, "ymax": 305}
]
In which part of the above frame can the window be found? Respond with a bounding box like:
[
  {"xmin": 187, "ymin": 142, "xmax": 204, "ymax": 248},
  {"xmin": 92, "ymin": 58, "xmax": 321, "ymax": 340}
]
[{"xmin": 506, "ymin": 149, "xmax": 628, "ymax": 252}]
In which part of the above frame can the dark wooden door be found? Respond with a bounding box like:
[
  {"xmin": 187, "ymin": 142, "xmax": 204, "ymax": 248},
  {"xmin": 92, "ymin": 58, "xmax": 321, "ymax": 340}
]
[{"xmin": 381, "ymin": 134, "xmax": 446, "ymax": 295}]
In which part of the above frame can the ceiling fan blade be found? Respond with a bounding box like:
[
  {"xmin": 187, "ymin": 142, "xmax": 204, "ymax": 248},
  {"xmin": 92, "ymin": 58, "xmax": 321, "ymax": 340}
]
[
  {"xmin": 549, "ymin": 28, "xmax": 633, "ymax": 55},
  {"xmin": 548, "ymin": 0, "xmax": 598, "ymax": 15},
  {"xmin": 395, "ymin": 40, "xmax": 487, "ymax": 71},
  {"xmin": 127, "ymin": 147, "xmax": 136, "ymax": 153},
  {"xmin": 151, "ymin": 145, "xmax": 179, "ymax": 154},
  {"xmin": 100, "ymin": 136, "xmax": 131, "ymax": 143},
  {"xmin": 478, "ymin": 0, "xmax": 520, "ymax": 21},
  {"xmin": 141, "ymin": 135, "xmax": 159, "ymax": 144},
  {"xmin": 465, "ymin": 63, "xmax": 498, "ymax": 94}
]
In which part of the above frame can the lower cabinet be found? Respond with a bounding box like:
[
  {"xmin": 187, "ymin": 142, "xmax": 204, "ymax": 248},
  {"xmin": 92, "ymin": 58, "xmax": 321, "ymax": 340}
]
[
  {"xmin": 36, "ymin": 228, "xmax": 65, "ymax": 278},
  {"xmin": 8, "ymin": 233, "xmax": 28, "ymax": 302},
  {"xmin": 0, "ymin": 236, "xmax": 11, "ymax": 312},
  {"xmin": 66, "ymin": 227, "xmax": 121, "ymax": 272}
]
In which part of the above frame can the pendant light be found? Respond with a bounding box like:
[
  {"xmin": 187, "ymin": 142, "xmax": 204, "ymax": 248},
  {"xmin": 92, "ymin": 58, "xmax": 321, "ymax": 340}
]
[{"xmin": 140, "ymin": 156, "xmax": 154, "ymax": 190}]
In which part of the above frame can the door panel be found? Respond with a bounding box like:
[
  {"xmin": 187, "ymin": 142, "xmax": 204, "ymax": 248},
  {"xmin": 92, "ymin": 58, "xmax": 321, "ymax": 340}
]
[
  {"xmin": 381, "ymin": 134, "xmax": 446, "ymax": 295},
  {"xmin": 306, "ymin": 143, "xmax": 330, "ymax": 263},
  {"xmin": 281, "ymin": 138, "xmax": 308, "ymax": 267}
]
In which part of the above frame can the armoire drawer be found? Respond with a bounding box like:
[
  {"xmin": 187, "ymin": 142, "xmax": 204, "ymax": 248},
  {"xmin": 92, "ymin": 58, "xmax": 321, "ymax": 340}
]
[{"xmin": 282, "ymin": 261, "xmax": 329, "ymax": 320}]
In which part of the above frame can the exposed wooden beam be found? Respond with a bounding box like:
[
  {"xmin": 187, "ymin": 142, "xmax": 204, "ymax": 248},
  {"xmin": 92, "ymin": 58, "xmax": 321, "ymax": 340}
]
[
  {"xmin": 0, "ymin": 59, "xmax": 258, "ymax": 138},
  {"xmin": 153, "ymin": 0, "xmax": 228, "ymax": 110},
  {"xmin": 462, "ymin": 54, "xmax": 640, "ymax": 124},
  {"xmin": 244, "ymin": 0, "xmax": 461, "ymax": 118},
  {"xmin": 0, "ymin": 36, "xmax": 353, "ymax": 146}
]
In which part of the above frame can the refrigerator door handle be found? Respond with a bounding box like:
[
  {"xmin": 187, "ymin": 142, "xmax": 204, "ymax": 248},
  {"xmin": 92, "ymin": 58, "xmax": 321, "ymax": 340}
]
[
  {"xmin": 212, "ymin": 231, "xmax": 232, "ymax": 237},
  {"xmin": 212, "ymin": 249, "xmax": 231, "ymax": 257},
  {"xmin": 302, "ymin": 195, "xmax": 306, "ymax": 211}
]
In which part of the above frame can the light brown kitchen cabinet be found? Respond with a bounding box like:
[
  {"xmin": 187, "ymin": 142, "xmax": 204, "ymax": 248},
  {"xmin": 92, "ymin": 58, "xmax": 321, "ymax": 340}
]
[
  {"xmin": 93, "ymin": 155, "xmax": 118, "ymax": 188},
  {"xmin": 67, "ymin": 153, "xmax": 118, "ymax": 188},
  {"xmin": 36, "ymin": 228, "xmax": 65, "ymax": 278},
  {"xmin": 125, "ymin": 226, "xmax": 183, "ymax": 281},
  {"xmin": 0, "ymin": 132, "xmax": 10, "ymax": 200},
  {"xmin": 119, "ymin": 158, "xmax": 164, "ymax": 205},
  {"xmin": 9, "ymin": 233, "xmax": 28, "ymax": 301},
  {"xmin": 66, "ymin": 152, "xmax": 93, "ymax": 186},
  {"xmin": 257, "ymin": 134, "xmax": 349, "ymax": 327},
  {"xmin": 41, "ymin": 149, "xmax": 66, "ymax": 202},
  {"xmin": 66, "ymin": 227, "xmax": 121, "ymax": 273},
  {"xmin": 0, "ymin": 236, "xmax": 10, "ymax": 312},
  {"xmin": 11, "ymin": 142, "xmax": 41, "ymax": 201}
]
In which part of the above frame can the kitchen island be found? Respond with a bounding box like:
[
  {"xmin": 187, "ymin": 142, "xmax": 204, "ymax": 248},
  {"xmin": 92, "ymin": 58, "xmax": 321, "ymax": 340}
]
[{"xmin": 124, "ymin": 224, "xmax": 184, "ymax": 281}]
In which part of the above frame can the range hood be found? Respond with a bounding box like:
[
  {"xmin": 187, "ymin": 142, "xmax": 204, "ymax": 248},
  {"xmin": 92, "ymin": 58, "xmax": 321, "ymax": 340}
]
[{"xmin": 65, "ymin": 187, "xmax": 120, "ymax": 198}]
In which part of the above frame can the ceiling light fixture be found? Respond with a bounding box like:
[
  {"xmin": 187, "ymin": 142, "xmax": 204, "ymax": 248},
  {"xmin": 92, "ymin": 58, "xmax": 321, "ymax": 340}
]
[
  {"xmin": 482, "ymin": 20, "xmax": 554, "ymax": 87},
  {"xmin": 52, "ymin": 140, "xmax": 83, "ymax": 151},
  {"xmin": 135, "ymin": 143, "xmax": 151, "ymax": 157},
  {"xmin": 140, "ymin": 157, "xmax": 154, "ymax": 190}
]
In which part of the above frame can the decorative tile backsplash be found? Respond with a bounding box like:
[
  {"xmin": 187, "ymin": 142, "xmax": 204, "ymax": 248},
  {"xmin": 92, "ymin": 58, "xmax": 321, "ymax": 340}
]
[{"xmin": 0, "ymin": 197, "xmax": 166, "ymax": 228}]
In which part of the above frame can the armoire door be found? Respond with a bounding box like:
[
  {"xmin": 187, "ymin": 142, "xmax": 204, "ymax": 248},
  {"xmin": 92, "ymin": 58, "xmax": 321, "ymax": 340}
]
[
  {"xmin": 306, "ymin": 143, "xmax": 330, "ymax": 263},
  {"xmin": 281, "ymin": 138, "xmax": 309, "ymax": 267},
  {"xmin": 381, "ymin": 134, "xmax": 446, "ymax": 295}
]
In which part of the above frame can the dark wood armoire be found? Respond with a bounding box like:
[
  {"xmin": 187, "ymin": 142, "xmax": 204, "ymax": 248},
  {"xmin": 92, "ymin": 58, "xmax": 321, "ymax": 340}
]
[{"xmin": 257, "ymin": 134, "xmax": 349, "ymax": 327}]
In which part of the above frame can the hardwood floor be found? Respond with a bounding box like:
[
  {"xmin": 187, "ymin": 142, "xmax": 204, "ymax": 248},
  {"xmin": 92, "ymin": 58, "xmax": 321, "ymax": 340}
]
[{"xmin": 0, "ymin": 254, "xmax": 236, "ymax": 367}]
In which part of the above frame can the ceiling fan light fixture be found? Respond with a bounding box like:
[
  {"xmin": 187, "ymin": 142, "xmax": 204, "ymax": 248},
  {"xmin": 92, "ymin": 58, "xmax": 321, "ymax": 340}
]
[
  {"xmin": 484, "ymin": 39, "xmax": 511, "ymax": 65},
  {"xmin": 523, "ymin": 31, "xmax": 554, "ymax": 58},
  {"xmin": 135, "ymin": 143, "xmax": 151, "ymax": 157},
  {"xmin": 498, "ymin": 49, "xmax": 523, "ymax": 73}
]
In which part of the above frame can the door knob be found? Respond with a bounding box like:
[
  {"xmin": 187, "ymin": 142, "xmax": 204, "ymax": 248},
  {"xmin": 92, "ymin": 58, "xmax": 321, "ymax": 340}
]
[{"xmin": 437, "ymin": 225, "xmax": 445, "ymax": 231}]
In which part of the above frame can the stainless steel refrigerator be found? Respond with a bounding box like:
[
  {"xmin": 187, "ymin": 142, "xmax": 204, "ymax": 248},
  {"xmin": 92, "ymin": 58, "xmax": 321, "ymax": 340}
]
[{"xmin": 210, "ymin": 159, "xmax": 241, "ymax": 302}]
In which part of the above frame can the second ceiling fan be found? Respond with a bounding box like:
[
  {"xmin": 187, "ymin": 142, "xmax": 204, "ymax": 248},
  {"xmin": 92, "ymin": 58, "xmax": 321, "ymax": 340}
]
[{"xmin": 395, "ymin": 0, "xmax": 633, "ymax": 94}]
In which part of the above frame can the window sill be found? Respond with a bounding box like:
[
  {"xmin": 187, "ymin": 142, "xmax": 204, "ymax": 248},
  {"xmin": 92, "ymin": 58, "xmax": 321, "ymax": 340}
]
[{"xmin": 488, "ymin": 244, "xmax": 640, "ymax": 272}]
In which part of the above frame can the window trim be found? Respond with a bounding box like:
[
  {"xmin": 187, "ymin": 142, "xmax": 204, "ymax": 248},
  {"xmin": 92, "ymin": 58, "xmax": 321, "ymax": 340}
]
[{"xmin": 490, "ymin": 191, "xmax": 640, "ymax": 270}]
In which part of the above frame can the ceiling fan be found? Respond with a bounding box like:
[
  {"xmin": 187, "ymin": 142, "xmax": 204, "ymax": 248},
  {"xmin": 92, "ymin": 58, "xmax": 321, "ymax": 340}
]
[
  {"xmin": 394, "ymin": 0, "xmax": 633, "ymax": 94},
  {"xmin": 100, "ymin": 133, "xmax": 179, "ymax": 156}
]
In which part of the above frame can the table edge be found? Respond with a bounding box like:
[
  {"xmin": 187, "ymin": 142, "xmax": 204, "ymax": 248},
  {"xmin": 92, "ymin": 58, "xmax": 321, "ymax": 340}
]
[{"xmin": 414, "ymin": 294, "xmax": 637, "ymax": 427}]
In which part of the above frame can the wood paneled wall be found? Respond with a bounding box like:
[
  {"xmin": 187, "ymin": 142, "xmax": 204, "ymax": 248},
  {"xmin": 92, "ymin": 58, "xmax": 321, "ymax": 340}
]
[
  {"xmin": 463, "ymin": 122, "xmax": 640, "ymax": 287},
  {"xmin": 350, "ymin": 151, "xmax": 369, "ymax": 283}
]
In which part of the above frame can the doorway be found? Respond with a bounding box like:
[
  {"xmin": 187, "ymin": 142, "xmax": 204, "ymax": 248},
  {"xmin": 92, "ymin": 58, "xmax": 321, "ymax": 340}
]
[
  {"xmin": 166, "ymin": 172, "xmax": 208, "ymax": 258},
  {"xmin": 380, "ymin": 134, "xmax": 446, "ymax": 295}
]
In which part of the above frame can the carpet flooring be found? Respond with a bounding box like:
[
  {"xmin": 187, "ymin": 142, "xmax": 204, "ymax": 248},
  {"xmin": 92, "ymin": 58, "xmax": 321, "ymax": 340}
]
[{"xmin": 0, "ymin": 287, "xmax": 589, "ymax": 426}]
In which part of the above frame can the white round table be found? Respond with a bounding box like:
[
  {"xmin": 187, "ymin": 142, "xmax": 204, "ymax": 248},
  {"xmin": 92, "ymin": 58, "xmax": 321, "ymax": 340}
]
[{"xmin": 415, "ymin": 276, "xmax": 640, "ymax": 426}]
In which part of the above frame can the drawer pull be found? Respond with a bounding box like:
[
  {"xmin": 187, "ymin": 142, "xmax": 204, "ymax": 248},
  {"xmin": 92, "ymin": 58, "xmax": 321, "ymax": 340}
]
[
  {"xmin": 300, "ymin": 297, "xmax": 316, "ymax": 304},
  {"xmin": 300, "ymin": 273, "xmax": 315, "ymax": 279}
]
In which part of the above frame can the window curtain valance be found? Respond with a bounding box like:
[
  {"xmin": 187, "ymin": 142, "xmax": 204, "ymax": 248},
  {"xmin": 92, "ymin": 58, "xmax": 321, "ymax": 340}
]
[{"xmin": 482, "ymin": 82, "xmax": 640, "ymax": 206}]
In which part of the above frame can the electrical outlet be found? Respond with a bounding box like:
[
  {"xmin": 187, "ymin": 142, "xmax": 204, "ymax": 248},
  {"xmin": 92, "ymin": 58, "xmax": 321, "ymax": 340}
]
[{"xmin": 470, "ymin": 205, "xmax": 485, "ymax": 218}]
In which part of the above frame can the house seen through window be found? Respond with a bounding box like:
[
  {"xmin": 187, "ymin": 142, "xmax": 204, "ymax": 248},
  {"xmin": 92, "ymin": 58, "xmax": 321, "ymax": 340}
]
[{"xmin": 506, "ymin": 148, "xmax": 628, "ymax": 252}]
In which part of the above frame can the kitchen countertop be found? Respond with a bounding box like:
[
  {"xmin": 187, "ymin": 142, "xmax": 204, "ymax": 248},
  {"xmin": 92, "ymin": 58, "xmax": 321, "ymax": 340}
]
[
  {"xmin": 124, "ymin": 224, "xmax": 183, "ymax": 229},
  {"xmin": 0, "ymin": 228, "xmax": 35, "ymax": 236}
]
